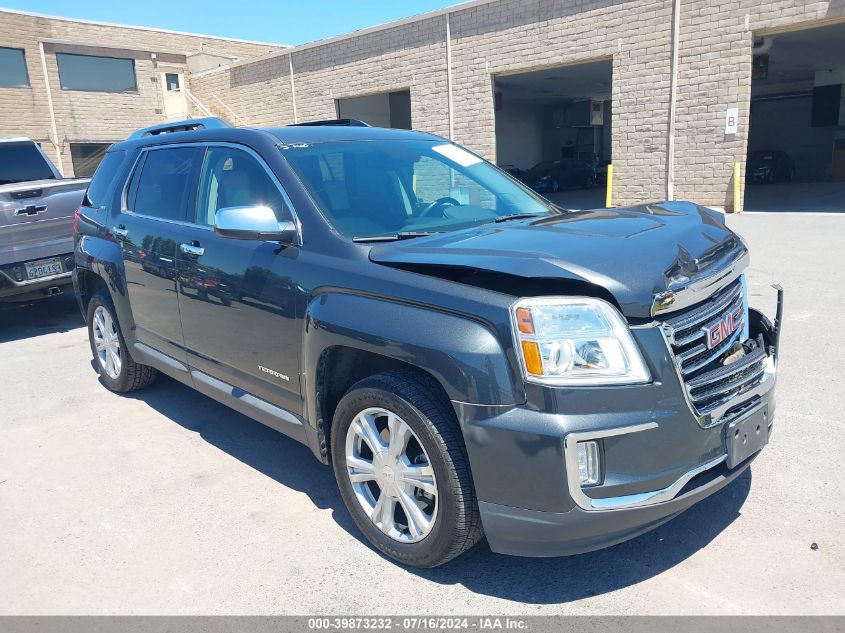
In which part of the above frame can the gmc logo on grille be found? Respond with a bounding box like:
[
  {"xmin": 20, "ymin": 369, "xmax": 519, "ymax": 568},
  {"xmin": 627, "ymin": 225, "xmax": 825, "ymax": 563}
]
[{"xmin": 703, "ymin": 306, "xmax": 743, "ymax": 350}]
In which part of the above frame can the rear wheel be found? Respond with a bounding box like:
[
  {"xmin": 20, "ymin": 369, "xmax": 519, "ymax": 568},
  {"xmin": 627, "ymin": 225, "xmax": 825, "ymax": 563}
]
[
  {"xmin": 331, "ymin": 370, "xmax": 483, "ymax": 567},
  {"xmin": 86, "ymin": 293, "xmax": 157, "ymax": 392}
]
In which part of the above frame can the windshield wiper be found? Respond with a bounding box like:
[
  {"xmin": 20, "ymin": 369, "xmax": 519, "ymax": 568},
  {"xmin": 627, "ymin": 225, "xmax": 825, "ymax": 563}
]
[
  {"xmin": 352, "ymin": 231, "xmax": 441, "ymax": 243},
  {"xmin": 492, "ymin": 213, "xmax": 546, "ymax": 223}
]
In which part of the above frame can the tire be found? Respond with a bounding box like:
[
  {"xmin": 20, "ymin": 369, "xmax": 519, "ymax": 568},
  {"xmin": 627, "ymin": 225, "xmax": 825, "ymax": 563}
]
[
  {"xmin": 551, "ymin": 179, "xmax": 560, "ymax": 193},
  {"xmin": 86, "ymin": 292, "xmax": 157, "ymax": 393},
  {"xmin": 331, "ymin": 370, "xmax": 483, "ymax": 568}
]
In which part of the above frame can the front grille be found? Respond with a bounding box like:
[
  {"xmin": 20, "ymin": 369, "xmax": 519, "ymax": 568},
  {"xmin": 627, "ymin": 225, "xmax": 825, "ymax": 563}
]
[{"xmin": 660, "ymin": 277, "xmax": 768, "ymax": 421}]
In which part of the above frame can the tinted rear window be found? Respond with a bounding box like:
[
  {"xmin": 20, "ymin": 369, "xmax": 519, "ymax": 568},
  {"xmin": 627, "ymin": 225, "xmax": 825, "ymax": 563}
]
[
  {"xmin": 83, "ymin": 150, "xmax": 126, "ymax": 208},
  {"xmin": 0, "ymin": 142, "xmax": 56, "ymax": 185},
  {"xmin": 129, "ymin": 147, "xmax": 202, "ymax": 221}
]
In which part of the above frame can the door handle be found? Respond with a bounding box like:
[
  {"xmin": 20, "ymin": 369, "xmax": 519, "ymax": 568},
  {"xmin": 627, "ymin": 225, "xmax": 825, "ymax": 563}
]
[
  {"xmin": 180, "ymin": 242, "xmax": 205, "ymax": 257},
  {"xmin": 112, "ymin": 226, "xmax": 129, "ymax": 240}
]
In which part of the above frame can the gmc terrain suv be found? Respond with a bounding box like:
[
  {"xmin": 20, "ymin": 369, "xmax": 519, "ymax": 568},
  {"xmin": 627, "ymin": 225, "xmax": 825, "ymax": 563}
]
[{"xmin": 73, "ymin": 118, "xmax": 782, "ymax": 567}]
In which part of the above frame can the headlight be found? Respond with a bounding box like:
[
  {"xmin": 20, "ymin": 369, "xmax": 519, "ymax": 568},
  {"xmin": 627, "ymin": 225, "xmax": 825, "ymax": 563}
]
[{"xmin": 510, "ymin": 297, "xmax": 651, "ymax": 386}]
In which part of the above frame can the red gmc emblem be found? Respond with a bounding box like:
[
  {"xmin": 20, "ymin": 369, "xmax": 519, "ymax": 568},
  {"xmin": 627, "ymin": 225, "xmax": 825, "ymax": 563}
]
[{"xmin": 703, "ymin": 306, "xmax": 743, "ymax": 350}]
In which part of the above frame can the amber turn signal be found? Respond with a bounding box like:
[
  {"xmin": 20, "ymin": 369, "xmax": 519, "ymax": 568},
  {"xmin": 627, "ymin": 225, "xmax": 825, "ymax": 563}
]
[
  {"xmin": 515, "ymin": 307, "xmax": 535, "ymax": 334},
  {"xmin": 521, "ymin": 340, "xmax": 543, "ymax": 375}
]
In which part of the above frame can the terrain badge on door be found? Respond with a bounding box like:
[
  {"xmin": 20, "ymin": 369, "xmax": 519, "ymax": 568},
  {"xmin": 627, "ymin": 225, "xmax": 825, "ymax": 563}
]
[{"xmin": 258, "ymin": 365, "xmax": 290, "ymax": 381}]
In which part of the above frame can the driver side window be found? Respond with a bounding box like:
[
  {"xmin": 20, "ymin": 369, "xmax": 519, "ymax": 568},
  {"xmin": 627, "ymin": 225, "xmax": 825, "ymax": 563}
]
[
  {"xmin": 412, "ymin": 156, "xmax": 496, "ymax": 210},
  {"xmin": 195, "ymin": 146, "xmax": 289, "ymax": 227}
]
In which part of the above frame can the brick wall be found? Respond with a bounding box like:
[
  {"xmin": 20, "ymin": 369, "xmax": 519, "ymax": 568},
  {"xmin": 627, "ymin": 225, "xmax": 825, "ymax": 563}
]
[
  {"xmin": 189, "ymin": 0, "xmax": 845, "ymax": 209},
  {"xmin": 0, "ymin": 10, "xmax": 284, "ymax": 175},
  {"xmin": 674, "ymin": 0, "xmax": 845, "ymax": 208}
]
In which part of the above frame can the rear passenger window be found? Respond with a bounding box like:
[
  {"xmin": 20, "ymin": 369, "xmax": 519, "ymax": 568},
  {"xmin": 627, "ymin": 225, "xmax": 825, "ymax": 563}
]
[
  {"xmin": 83, "ymin": 150, "xmax": 125, "ymax": 208},
  {"xmin": 195, "ymin": 146, "xmax": 289, "ymax": 226},
  {"xmin": 129, "ymin": 147, "xmax": 201, "ymax": 221}
]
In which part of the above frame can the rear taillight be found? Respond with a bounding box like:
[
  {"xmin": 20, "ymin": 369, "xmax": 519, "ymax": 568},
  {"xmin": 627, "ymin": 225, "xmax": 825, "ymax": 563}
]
[{"xmin": 73, "ymin": 207, "xmax": 80, "ymax": 234}]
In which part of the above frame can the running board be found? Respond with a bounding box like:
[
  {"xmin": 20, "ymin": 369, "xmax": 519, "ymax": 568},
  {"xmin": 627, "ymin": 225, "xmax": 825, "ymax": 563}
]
[{"xmin": 131, "ymin": 342, "xmax": 307, "ymax": 444}]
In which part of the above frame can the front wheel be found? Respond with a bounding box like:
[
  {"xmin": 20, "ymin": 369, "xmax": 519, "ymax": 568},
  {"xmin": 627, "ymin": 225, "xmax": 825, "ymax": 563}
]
[
  {"xmin": 87, "ymin": 293, "xmax": 157, "ymax": 392},
  {"xmin": 331, "ymin": 370, "xmax": 483, "ymax": 567}
]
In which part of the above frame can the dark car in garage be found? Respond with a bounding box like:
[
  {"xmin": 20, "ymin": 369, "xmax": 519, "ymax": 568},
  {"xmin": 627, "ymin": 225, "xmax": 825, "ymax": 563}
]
[
  {"xmin": 746, "ymin": 150, "xmax": 795, "ymax": 184},
  {"xmin": 522, "ymin": 158, "xmax": 596, "ymax": 192}
]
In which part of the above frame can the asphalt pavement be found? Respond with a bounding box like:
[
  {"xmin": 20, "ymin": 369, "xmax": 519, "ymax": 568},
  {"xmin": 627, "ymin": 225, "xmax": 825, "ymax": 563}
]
[{"xmin": 1, "ymin": 212, "xmax": 842, "ymax": 615}]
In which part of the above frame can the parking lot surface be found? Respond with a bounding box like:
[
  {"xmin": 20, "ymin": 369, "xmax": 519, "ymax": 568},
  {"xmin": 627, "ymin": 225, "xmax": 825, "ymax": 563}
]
[{"xmin": 1, "ymin": 213, "xmax": 843, "ymax": 615}]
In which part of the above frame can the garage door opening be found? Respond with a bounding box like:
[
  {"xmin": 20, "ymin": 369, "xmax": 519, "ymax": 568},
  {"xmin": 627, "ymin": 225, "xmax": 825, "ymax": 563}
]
[
  {"xmin": 494, "ymin": 60, "xmax": 611, "ymax": 209},
  {"xmin": 745, "ymin": 22, "xmax": 845, "ymax": 212},
  {"xmin": 336, "ymin": 90, "xmax": 412, "ymax": 129}
]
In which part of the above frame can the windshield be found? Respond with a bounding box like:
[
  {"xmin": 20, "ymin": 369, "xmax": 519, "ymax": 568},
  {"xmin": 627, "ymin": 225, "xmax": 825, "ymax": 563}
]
[
  {"xmin": 279, "ymin": 139, "xmax": 557, "ymax": 239},
  {"xmin": 0, "ymin": 142, "xmax": 56, "ymax": 185}
]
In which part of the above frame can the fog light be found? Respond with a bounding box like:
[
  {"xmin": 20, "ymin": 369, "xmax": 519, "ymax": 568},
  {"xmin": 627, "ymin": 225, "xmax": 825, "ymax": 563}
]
[{"xmin": 576, "ymin": 440, "xmax": 601, "ymax": 486}]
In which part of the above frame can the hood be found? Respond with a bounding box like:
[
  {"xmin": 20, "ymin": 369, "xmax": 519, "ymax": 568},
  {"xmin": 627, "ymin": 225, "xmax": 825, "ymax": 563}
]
[{"xmin": 369, "ymin": 201, "xmax": 748, "ymax": 318}]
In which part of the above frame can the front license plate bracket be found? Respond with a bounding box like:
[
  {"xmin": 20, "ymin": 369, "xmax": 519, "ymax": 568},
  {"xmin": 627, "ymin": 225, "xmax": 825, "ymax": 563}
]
[{"xmin": 725, "ymin": 406, "xmax": 769, "ymax": 469}]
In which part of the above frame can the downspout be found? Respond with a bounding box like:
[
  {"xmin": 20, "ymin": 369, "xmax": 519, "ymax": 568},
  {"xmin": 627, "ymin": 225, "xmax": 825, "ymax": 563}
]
[
  {"xmin": 666, "ymin": 0, "xmax": 681, "ymax": 200},
  {"xmin": 38, "ymin": 40, "xmax": 63, "ymax": 176},
  {"xmin": 288, "ymin": 54, "xmax": 298, "ymax": 124},
  {"xmin": 445, "ymin": 13, "xmax": 455, "ymax": 140}
]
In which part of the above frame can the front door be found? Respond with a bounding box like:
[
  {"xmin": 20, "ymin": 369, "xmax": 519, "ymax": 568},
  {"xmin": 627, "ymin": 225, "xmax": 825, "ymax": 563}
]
[
  {"xmin": 176, "ymin": 144, "xmax": 302, "ymax": 415},
  {"xmin": 114, "ymin": 145, "xmax": 202, "ymax": 361}
]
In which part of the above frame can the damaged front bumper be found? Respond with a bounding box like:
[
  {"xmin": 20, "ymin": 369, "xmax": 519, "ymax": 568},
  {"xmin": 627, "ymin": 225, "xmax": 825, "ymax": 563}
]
[{"xmin": 453, "ymin": 286, "xmax": 783, "ymax": 557}]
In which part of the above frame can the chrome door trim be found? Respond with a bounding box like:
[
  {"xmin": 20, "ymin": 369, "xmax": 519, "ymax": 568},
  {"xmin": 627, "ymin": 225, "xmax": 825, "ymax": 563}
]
[{"xmin": 120, "ymin": 141, "xmax": 302, "ymax": 245}]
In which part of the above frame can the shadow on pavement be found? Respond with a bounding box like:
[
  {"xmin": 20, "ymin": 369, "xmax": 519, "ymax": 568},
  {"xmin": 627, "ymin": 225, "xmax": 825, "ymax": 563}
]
[
  {"xmin": 129, "ymin": 374, "xmax": 751, "ymax": 605},
  {"xmin": 0, "ymin": 292, "xmax": 83, "ymax": 344}
]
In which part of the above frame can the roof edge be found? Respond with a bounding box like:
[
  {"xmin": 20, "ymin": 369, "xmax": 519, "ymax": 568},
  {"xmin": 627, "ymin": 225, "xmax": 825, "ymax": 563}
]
[
  {"xmin": 187, "ymin": 0, "xmax": 502, "ymax": 80},
  {"xmin": 0, "ymin": 7, "xmax": 290, "ymax": 48}
]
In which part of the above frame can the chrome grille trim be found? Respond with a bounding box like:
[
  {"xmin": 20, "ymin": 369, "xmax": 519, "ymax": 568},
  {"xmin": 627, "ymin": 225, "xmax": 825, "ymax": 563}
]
[{"xmin": 658, "ymin": 275, "xmax": 774, "ymax": 428}]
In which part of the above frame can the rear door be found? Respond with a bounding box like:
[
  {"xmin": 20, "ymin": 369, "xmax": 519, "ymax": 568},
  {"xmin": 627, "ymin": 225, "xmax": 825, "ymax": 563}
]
[
  {"xmin": 112, "ymin": 145, "xmax": 203, "ymax": 362},
  {"xmin": 176, "ymin": 144, "xmax": 302, "ymax": 414}
]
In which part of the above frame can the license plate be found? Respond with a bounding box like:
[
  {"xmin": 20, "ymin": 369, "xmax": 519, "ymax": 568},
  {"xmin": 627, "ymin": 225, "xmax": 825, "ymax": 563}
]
[
  {"xmin": 725, "ymin": 407, "xmax": 769, "ymax": 469},
  {"xmin": 25, "ymin": 258, "xmax": 64, "ymax": 280}
]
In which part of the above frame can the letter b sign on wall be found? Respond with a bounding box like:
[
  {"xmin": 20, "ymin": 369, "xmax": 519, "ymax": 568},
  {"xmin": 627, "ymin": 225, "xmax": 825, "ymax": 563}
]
[{"xmin": 725, "ymin": 107, "xmax": 739, "ymax": 135}]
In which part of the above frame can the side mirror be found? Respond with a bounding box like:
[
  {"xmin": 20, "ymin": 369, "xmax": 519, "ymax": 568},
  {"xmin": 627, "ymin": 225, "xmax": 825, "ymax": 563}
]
[{"xmin": 214, "ymin": 206, "xmax": 298, "ymax": 243}]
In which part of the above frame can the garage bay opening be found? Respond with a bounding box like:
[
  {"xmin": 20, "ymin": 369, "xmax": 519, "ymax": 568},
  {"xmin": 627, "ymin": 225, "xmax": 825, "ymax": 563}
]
[
  {"xmin": 746, "ymin": 22, "xmax": 845, "ymax": 212},
  {"xmin": 493, "ymin": 59, "xmax": 612, "ymax": 209},
  {"xmin": 336, "ymin": 90, "xmax": 412, "ymax": 129}
]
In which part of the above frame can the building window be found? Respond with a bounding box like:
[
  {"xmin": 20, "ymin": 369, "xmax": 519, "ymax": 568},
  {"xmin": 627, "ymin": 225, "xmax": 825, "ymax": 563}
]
[
  {"xmin": 70, "ymin": 143, "xmax": 112, "ymax": 178},
  {"xmin": 56, "ymin": 53, "xmax": 137, "ymax": 93},
  {"xmin": 165, "ymin": 73, "xmax": 180, "ymax": 91},
  {"xmin": 0, "ymin": 47, "xmax": 30, "ymax": 88}
]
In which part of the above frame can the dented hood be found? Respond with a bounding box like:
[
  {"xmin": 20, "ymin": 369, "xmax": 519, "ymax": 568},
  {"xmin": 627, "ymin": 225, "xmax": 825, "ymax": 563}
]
[{"xmin": 369, "ymin": 201, "xmax": 748, "ymax": 318}]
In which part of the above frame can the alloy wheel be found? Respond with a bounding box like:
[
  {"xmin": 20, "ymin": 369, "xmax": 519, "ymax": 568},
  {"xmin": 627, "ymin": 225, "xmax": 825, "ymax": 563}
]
[
  {"xmin": 92, "ymin": 305, "xmax": 122, "ymax": 379},
  {"xmin": 344, "ymin": 407, "xmax": 438, "ymax": 543}
]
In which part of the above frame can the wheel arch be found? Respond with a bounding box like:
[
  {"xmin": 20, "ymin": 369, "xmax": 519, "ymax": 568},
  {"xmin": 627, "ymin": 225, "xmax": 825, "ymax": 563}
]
[{"xmin": 303, "ymin": 291, "xmax": 523, "ymax": 463}]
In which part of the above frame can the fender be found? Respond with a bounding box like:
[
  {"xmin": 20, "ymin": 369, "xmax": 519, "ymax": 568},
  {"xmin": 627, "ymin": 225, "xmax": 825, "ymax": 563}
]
[
  {"xmin": 303, "ymin": 290, "xmax": 524, "ymax": 428},
  {"xmin": 73, "ymin": 234, "xmax": 136, "ymax": 337}
]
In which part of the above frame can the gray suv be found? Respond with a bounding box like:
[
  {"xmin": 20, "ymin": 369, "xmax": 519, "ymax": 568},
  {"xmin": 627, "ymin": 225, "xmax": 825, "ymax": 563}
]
[{"xmin": 73, "ymin": 118, "xmax": 782, "ymax": 567}]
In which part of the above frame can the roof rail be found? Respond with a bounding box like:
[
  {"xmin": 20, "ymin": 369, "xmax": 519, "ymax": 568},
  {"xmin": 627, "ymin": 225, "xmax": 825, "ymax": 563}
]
[
  {"xmin": 129, "ymin": 117, "xmax": 231, "ymax": 140},
  {"xmin": 288, "ymin": 118, "xmax": 371, "ymax": 127}
]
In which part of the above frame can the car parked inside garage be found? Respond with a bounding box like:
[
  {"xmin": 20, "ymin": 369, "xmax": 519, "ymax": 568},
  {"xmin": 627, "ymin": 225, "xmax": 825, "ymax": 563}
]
[{"xmin": 521, "ymin": 158, "xmax": 596, "ymax": 192}]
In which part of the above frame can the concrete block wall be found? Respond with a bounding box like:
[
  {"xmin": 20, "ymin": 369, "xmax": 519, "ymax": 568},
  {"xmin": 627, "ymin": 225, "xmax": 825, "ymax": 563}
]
[
  {"xmin": 189, "ymin": 15, "xmax": 450, "ymax": 138},
  {"xmin": 0, "ymin": 10, "xmax": 284, "ymax": 175},
  {"xmin": 674, "ymin": 0, "xmax": 845, "ymax": 208},
  {"xmin": 189, "ymin": 0, "xmax": 845, "ymax": 209}
]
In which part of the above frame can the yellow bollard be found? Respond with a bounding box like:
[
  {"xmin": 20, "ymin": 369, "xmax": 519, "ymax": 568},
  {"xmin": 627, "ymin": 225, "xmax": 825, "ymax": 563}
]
[
  {"xmin": 605, "ymin": 164, "xmax": 614, "ymax": 208},
  {"xmin": 733, "ymin": 161, "xmax": 742, "ymax": 213}
]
